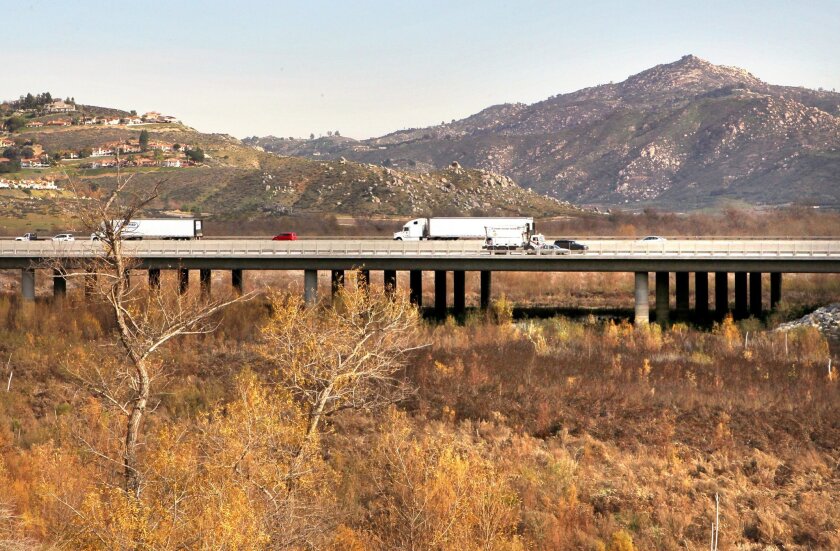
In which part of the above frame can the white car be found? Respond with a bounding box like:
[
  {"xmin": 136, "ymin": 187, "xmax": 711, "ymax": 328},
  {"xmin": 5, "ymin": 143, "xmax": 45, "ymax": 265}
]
[
  {"xmin": 52, "ymin": 233, "xmax": 75, "ymax": 242},
  {"xmin": 640, "ymin": 235, "xmax": 667, "ymax": 242}
]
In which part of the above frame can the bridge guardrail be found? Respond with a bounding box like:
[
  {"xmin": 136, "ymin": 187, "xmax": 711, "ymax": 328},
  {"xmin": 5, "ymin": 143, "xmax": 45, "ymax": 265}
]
[{"xmin": 1, "ymin": 239, "xmax": 839, "ymax": 258}]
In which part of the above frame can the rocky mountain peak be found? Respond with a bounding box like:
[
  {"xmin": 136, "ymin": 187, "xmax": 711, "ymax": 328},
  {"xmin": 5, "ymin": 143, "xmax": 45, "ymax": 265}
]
[{"xmin": 622, "ymin": 54, "xmax": 764, "ymax": 95}]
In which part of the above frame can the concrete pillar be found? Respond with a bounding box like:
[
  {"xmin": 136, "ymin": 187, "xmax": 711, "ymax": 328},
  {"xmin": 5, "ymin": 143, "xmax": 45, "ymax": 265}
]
[
  {"xmin": 480, "ymin": 270, "xmax": 492, "ymax": 310},
  {"xmin": 675, "ymin": 272, "xmax": 689, "ymax": 321},
  {"xmin": 770, "ymin": 273, "xmax": 782, "ymax": 310},
  {"xmin": 52, "ymin": 269, "xmax": 66, "ymax": 298},
  {"xmin": 331, "ymin": 270, "xmax": 345, "ymax": 298},
  {"xmin": 434, "ymin": 270, "xmax": 447, "ymax": 318},
  {"xmin": 179, "ymin": 269, "xmax": 190, "ymax": 295},
  {"xmin": 358, "ymin": 269, "xmax": 370, "ymax": 290},
  {"xmin": 384, "ymin": 269, "xmax": 397, "ymax": 298},
  {"xmin": 21, "ymin": 268, "xmax": 35, "ymax": 300},
  {"xmin": 453, "ymin": 270, "xmax": 465, "ymax": 316},
  {"xmin": 734, "ymin": 272, "xmax": 748, "ymax": 320},
  {"xmin": 409, "ymin": 270, "xmax": 423, "ymax": 307},
  {"xmin": 695, "ymin": 272, "xmax": 709, "ymax": 319},
  {"xmin": 655, "ymin": 272, "xmax": 669, "ymax": 326},
  {"xmin": 749, "ymin": 272, "xmax": 762, "ymax": 317},
  {"xmin": 231, "ymin": 269, "xmax": 244, "ymax": 295},
  {"xmin": 148, "ymin": 268, "xmax": 161, "ymax": 290},
  {"xmin": 200, "ymin": 269, "xmax": 211, "ymax": 297},
  {"xmin": 714, "ymin": 272, "xmax": 728, "ymax": 317},
  {"xmin": 634, "ymin": 272, "xmax": 649, "ymax": 325},
  {"xmin": 304, "ymin": 269, "xmax": 318, "ymax": 305}
]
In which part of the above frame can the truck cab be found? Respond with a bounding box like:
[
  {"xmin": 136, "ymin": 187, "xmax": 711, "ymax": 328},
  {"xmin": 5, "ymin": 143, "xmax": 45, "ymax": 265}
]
[
  {"xmin": 15, "ymin": 233, "xmax": 38, "ymax": 241},
  {"xmin": 393, "ymin": 218, "xmax": 427, "ymax": 240}
]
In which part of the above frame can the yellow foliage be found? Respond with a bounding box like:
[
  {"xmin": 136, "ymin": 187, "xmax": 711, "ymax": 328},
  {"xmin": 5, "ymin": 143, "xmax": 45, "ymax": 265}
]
[{"xmin": 608, "ymin": 529, "xmax": 636, "ymax": 551}]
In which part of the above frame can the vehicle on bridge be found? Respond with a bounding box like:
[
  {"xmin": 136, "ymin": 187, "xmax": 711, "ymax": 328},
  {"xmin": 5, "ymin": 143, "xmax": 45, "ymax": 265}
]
[
  {"xmin": 52, "ymin": 233, "xmax": 75, "ymax": 242},
  {"xmin": 483, "ymin": 225, "xmax": 567, "ymax": 253},
  {"xmin": 393, "ymin": 217, "xmax": 534, "ymax": 240},
  {"xmin": 272, "ymin": 232, "xmax": 298, "ymax": 241},
  {"xmin": 554, "ymin": 238, "xmax": 589, "ymax": 251},
  {"xmin": 14, "ymin": 233, "xmax": 40, "ymax": 241},
  {"xmin": 91, "ymin": 218, "xmax": 204, "ymax": 240}
]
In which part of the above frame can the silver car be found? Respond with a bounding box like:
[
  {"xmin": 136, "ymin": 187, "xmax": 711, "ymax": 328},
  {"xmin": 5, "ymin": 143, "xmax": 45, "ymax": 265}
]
[{"xmin": 52, "ymin": 233, "xmax": 75, "ymax": 242}]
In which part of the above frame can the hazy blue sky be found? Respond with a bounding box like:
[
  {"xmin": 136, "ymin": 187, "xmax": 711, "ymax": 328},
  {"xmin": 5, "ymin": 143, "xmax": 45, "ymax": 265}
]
[{"xmin": 5, "ymin": 0, "xmax": 839, "ymax": 138}]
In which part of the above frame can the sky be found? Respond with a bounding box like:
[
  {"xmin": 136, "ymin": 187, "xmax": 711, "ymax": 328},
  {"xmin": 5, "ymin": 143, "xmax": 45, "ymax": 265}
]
[{"xmin": 5, "ymin": 0, "xmax": 839, "ymax": 139}]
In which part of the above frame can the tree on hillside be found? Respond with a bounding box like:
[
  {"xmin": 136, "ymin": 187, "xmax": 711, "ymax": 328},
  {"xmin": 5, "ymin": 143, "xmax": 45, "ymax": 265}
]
[
  {"xmin": 139, "ymin": 130, "xmax": 149, "ymax": 151},
  {"xmin": 185, "ymin": 148, "xmax": 204, "ymax": 163},
  {"xmin": 53, "ymin": 176, "xmax": 253, "ymax": 498},
  {"xmin": 310, "ymin": 133, "xmax": 315, "ymax": 140},
  {"xmin": 4, "ymin": 116, "xmax": 27, "ymax": 132}
]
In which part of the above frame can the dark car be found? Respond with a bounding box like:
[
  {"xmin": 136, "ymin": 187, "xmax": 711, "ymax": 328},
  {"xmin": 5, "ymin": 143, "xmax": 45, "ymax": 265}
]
[
  {"xmin": 272, "ymin": 232, "xmax": 298, "ymax": 241},
  {"xmin": 553, "ymin": 239, "xmax": 588, "ymax": 251}
]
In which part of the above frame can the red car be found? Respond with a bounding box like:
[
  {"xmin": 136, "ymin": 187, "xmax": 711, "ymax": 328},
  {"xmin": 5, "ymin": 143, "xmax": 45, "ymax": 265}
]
[{"xmin": 272, "ymin": 232, "xmax": 298, "ymax": 241}]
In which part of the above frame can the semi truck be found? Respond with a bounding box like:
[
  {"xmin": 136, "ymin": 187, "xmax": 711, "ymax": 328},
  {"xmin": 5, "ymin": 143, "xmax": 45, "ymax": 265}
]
[
  {"xmin": 482, "ymin": 225, "xmax": 558, "ymax": 251},
  {"xmin": 91, "ymin": 218, "xmax": 203, "ymax": 240},
  {"xmin": 393, "ymin": 217, "xmax": 534, "ymax": 240}
]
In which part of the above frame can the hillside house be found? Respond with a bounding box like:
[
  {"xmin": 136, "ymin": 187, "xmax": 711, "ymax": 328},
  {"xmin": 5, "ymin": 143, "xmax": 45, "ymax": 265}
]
[
  {"xmin": 149, "ymin": 142, "xmax": 172, "ymax": 152},
  {"xmin": 46, "ymin": 119, "xmax": 71, "ymax": 126},
  {"xmin": 46, "ymin": 100, "xmax": 75, "ymax": 113},
  {"xmin": 82, "ymin": 117, "xmax": 98, "ymax": 125},
  {"xmin": 104, "ymin": 117, "xmax": 122, "ymax": 125},
  {"xmin": 0, "ymin": 138, "xmax": 13, "ymax": 148},
  {"xmin": 90, "ymin": 147, "xmax": 114, "ymax": 157},
  {"xmin": 27, "ymin": 121, "xmax": 44, "ymax": 128},
  {"xmin": 161, "ymin": 158, "xmax": 181, "ymax": 168},
  {"xmin": 126, "ymin": 118, "xmax": 143, "ymax": 125},
  {"xmin": 142, "ymin": 111, "xmax": 161, "ymax": 121},
  {"xmin": 118, "ymin": 143, "xmax": 142, "ymax": 154},
  {"xmin": 21, "ymin": 159, "xmax": 49, "ymax": 168}
]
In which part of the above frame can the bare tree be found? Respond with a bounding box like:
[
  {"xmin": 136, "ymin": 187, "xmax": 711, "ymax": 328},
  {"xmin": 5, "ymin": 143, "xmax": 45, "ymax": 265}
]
[{"xmin": 53, "ymin": 175, "xmax": 253, "ymax": 498}]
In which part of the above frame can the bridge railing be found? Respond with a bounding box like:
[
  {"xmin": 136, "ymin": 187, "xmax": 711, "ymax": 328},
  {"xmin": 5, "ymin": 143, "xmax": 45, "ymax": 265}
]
[{"xmin": 1, "ymin": 239, "xmax": 839, "ymax": 258}]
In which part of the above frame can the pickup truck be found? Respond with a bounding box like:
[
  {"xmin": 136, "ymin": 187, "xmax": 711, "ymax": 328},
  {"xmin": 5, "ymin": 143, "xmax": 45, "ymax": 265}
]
[{"xmin": 14, "ymin": 233, "xmax": 39, "ymax": 241}]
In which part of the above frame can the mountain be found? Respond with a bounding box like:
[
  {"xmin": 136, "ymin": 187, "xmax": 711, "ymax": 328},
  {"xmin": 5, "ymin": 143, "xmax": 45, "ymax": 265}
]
[
  {"xmin": 0, "ymin": 103, "xmax": 580, "ymax": 233},
  {"xmin": 246, "ymin": 55, "xmax": 840, "ymax": 209}
]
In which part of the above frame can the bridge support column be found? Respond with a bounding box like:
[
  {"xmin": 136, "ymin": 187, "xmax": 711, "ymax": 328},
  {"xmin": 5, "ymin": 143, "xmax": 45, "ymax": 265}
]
[
  {"xmin": 409, "ymin": 270, "xmax": 423, "ymax": 307},
  {"xmin": 434, "ymin": 271, "xmax": 447, "ymax": 319},
  {"xmin": 359, "ymin": 269, "xmax": 370, "ymax": 292},
  {"xmin": 715, "ymin": 272, "xmax": 729, "ymax": 318},
  {"xmin": 453, "ymin": 270, "xmax": 465, "ymax": 316},
  {"xmin": 84, "ymin": 271, "xmax": 98, "ymax": 298},
  {"xmin": 770, "ymin": 273, "xmax": 782, "ymax": 310},
  {"xmin": 734, "ymin": 272, "xmax": 748, "ymax": 320},
  {"xmin": 675, "ymin": 272, "xmax": 689, "ymax": 321},
  {"xmin": 149, "ymin": 268, "xmax": 161, "ymax": 290},
  {"xmin": 480, "ymin": 270, "xmax": 492, "ymax": 310},
  {"xmin": 179, "ymin": 269, "xmax": 190, "ymax": 295},
  {"xmin": 695, "ymin": 272, "xmax": 709, "ymax": 320},
  {"xmin": 384, "ymin": 270, "xmax": 397, "ymax": 298},
  {"xmin": 634, "ymin": 272, "xmax": 649, "ymax": 325},
  {"xmin": 200, "ymin": 269, "xmax": 211, "ymax": 297},
  {"xmin": 21, "ymin": 268, "xmax": 35, "ymax": 300},
  {"xmin": 331, "ymin": 270, "xmax": 344, "ymax": 299},
  {"xmin": 655, "ymin": 272, "xmax": 669, "ymax": 326},
  {"xmin": 231, "ymin": 269, "xmax": 244, "ymax": 295},
  {"xmin": 749, "ymin": 272, "xmax": 762, "ymax": 317},
  {"xmin": 52, "ymin": 269, "xmax": 66, "ymax": 299},
  {"xmin": 304, "ymin": 269, "xmax": 318, "ymax": 305}
]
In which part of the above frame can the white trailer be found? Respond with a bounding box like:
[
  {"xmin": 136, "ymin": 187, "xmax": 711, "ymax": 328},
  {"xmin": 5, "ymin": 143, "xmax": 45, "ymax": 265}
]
[
  {"xmin": 92, "ymin": 218, "xmax": 203, "ymax": 240},
  {"xmin": 393, "ymin": 217, "xmax": 534, "ymax": 240}
]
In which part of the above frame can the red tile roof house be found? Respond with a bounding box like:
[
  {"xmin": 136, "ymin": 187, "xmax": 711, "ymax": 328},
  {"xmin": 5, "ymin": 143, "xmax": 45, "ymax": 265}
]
[
  {"xmin": 149, "ymin": 142, "xmax": 172, "ymax": 152},
  {"xmin": 27, "ymin": 121, "xmax": 44, "ymax": 128},
  {"xmin": 0, "ymin": 138, "xmax": 14, "ymax": 148},
  {"xmin": 104, "ymin": 117, "xmax": 122, "ymax": 125}
]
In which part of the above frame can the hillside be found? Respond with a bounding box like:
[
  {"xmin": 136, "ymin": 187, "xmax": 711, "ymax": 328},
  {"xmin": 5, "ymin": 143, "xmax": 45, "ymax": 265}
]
[
  {"xmin": 246, "ymin": 55, "xmax": 840, "ymax": 209},
  {"xmin": 0, "ymin": 99, "xmax": 580, "ymax": 232}
]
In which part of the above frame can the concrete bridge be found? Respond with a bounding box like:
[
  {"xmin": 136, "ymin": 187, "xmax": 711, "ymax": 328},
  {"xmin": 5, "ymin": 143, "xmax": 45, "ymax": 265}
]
[{"xmin": 2, "ymin": 238, "xmax": 840, "ymax": 324}]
